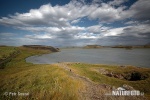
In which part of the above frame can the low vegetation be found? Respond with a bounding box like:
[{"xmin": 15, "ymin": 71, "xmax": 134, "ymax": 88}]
[
  {"xmin": 0, "ymin": 46, "xmax": 150, "ymax": 99},
  {"xmin": 0, "ymin": 46, "xmax": 83, "ymax": 100},
  {"xmin": 0, "ymin": 46, "xmax": 17, "ymax": 60},
  {"xmin": 68, "ymin": 63, "xmax": 150, "ymax": 99},
  {"xmin": 0, "ymin": 46, "xmax": 20, "ymax": 68},
  {"xmin": 23, "ymin": 45, "xmax": 59, "ymax": 52}
]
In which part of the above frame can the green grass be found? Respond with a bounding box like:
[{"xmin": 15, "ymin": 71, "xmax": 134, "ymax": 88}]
[
  {"xmin": 0, "ymin": 46, "xmax": 17, "ymax": 60},
  {"xmin": 68, "ymin": 63, "xmax": 150, "ymax": 98},
  {"xmin": 0, "ymin": 47, "xmax": 83, "ymax": 100}
]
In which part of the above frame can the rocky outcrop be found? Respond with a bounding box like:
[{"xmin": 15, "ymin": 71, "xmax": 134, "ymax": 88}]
[
  {"xmin": 23, "ymin": 45, "xmax": 59, "ymax": 52},
  {"xmin": 124, "ymin": 71, "xmax": 149, "ymax": 81},
  {"xmin": 99, "ymin": 68, "xmax": 149, "ymax": 81}
]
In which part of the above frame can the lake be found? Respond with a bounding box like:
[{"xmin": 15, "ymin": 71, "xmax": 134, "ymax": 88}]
[{"xmin": 26, "ymin": 48, "xmax": 150, "ymax": 67}]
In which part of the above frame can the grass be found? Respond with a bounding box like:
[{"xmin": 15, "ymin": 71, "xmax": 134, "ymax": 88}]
[
  {"xmin": 0, "ymin": 65, "xmax": 83, "ymax": 100},
  {"xmin": 0, "ymin": 46, "xmax": 150, "ymax": 99},
  {"xmin": 68, "ymin": 63, "xmax": 150, "ymax": 98},
  {"xmin": 0, "ymin": 46, "xmax": 17, "ymax": 60},
  {"xmin": 0, "ymin": 47, "xmax": 83, "ymax": 100}
]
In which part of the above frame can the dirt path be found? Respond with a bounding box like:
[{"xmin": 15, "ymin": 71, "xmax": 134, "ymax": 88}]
[
  {"xmin": 54, "ymin": 63, "xmax": 111, "ymax": 100},
  {"xmin": 54, "ymin": 62, "xmax": 146, "ymax": 100}
]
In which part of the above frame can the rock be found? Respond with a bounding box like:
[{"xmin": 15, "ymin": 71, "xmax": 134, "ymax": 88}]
[
  {"xmin": 124, "ymin": 71, "xmax": 149, "ymax": 81},
  {"xmin": 99, "ymin": 68, "xmax": 108, "ymax": 75},
  {"xmin": 114, "ymin": 74, "xmax": 124, "ymax": 79},
  {"xmin": 106, "ymin": 73, "xmax": 113, "ymax": 77},
  {"xmin": 122, "ymin": 84, "xmax": 134, "ymax": 90}
]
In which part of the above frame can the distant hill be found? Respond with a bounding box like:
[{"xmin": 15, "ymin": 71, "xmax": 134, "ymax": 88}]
[
  {"xmin": 144, "ymin": 44, "xmax": 150, "ymax": 48},
  {"xmin": 83, "ymin": 45, "xmax": 102, "ymax": 49},
  {"xmin": 112, "ymin": 45, "xmax": 150, "ymax": 48},
  {"xmin": 23, "ymin": 45, "xmax": 60, "ymax": 52},
  {"xmin": 112, "ymin": 45, "xmax": 133, "ymax": 49}
]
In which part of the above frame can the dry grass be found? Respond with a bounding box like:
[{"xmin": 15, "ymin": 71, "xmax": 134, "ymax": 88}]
[
  {"xmin": 0, "ymin": 46, "xmax": 150, "ymax": 100},
  {"xmin": 68, "ymin": 63, "xmax": 150, "ymax": 99},
  {"xmin": 0, "ymin": 47, "xmax": 83, "ymax": 100},
  {"xmin": 1, "ymin": 65, "xmax": 83, "ymax": 100}
]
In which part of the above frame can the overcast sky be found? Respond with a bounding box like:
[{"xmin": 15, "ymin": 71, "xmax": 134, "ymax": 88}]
[{"xmin": 0, "ymin": 0, "xmax": 150, "ymax": 47}]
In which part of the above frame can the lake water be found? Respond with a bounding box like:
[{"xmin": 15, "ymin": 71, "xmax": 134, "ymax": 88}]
[{"xmin": 26, "ymin": 48, "xmax": 150, "ymax": 67}]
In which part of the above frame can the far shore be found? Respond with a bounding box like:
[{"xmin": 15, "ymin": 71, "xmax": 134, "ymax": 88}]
[{"xmin": 60, "ymin": 45, "xmax": 150, "ymax": 49}]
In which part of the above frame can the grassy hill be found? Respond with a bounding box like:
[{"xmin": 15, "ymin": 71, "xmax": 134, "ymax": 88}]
[
  {"xmin": 23, "ymin": 45, "xmax": 60, "ymax": 52},
  {"xmin": 0, "ymin": 46, "xmax": 83, "ymax": 100},
  {"xmin": 0, "ymin": 46, "xmax": 20, "ymax": 68},
  {"xmin": 0, "ymin": 46, "xmax": 17, "ymax": 60}
]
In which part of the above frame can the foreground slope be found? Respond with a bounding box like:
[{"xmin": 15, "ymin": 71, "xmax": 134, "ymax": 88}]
[{"xmin": 0, "ymin": 47, "xmax": 83, "ymax": 100}]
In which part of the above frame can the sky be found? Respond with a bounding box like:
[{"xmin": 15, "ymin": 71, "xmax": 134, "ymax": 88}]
[{"xmin": 0, "ymin": 0, "xmax": 150, "ymax": 47}]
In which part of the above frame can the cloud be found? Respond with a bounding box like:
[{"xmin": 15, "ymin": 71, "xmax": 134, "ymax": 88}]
[
  {"xmin": 18, "ymin": 26, "xmax": 85, "ymax": 36},
  {"xmin": 125, "ymin": 21, "xmax": 138, "ymax": 25},
  {"xmin": 129, "ymin": 0, "xmax": 150, "ymax": 21},
  {"xmin": 122, "ymin": 24, "xmax": 150, "ymax": 38},
  {"xmin": 87, "ymin": 25, "xmax": 109, "ymax": 33},
  {"xmin": 0, "ymin": 0, "xmax": 130, "ymax": 28},
  {"xmin": 0, "ymin": 1, "xmax": 96, "ymax": 27},
  {"xmin": 74, "ymin": 32, "xmax": 99, "ymax": 39},
  {"xmin": 103, "ymin": 23, "xmax": 150, "ymax": 38},
  {"xmin": 108, "ymin": 0, "xmax": 128, "ymax": 6},
  {"xmin": 0, "ymin": 32, "xmax": 15, "ymax": 37},
  {"xmin": 0, "ymin": 0, "xmax": 150, "ymax": 46},
  {"xmin": 103, "ymin": 27, "xmax": 123, "ymax": 37},
  {"xmin": 0, "ymin": 32, "xmax": 37, "ymax": 46},
  {"xmin": 71, "ymin": 18, "xmax": 81, "ymax": 24},
  {"xmin": 88, "ymin": 2, "xmax": 128, "ymax": 23},
  {"xmin": 25, "ymin": 34, "xmax": 53, "ymax": 40}
]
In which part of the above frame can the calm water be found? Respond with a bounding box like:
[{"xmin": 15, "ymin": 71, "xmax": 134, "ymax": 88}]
[{"xmin": 26, "ymin": 48, "xmax": 150, "ymax": 67}]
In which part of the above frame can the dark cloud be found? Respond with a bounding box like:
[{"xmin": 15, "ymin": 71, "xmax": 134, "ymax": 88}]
[{"xmin": 129, "ymin": 0, "xmax": 150, "ymax": 21}]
